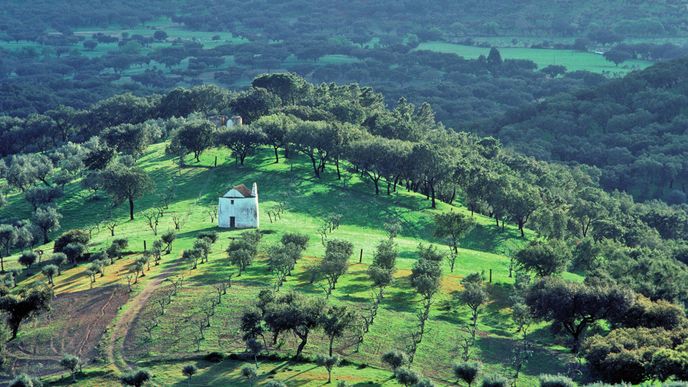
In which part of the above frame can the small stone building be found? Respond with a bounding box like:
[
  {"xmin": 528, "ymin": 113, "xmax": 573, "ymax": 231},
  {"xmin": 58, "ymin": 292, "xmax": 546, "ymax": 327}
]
[{"xmin": 218, "ymin": 183, "xmax": 259, "ymax": 228}]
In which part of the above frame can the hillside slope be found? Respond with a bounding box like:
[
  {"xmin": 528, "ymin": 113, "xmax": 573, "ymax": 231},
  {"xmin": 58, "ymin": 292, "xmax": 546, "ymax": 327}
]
[
  {"xmin": 487, "ymin": 58, "xmax": 688, "ymax": 203},
  {"xmin": 0, "ymin": 143, "xmax": 580, "ymax": 386}
]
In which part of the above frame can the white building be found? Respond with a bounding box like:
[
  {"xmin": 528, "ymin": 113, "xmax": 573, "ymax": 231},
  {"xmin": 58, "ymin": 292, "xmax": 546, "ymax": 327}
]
[{"xmin": 218, "ymin": 183, "xmax": 259, "ymax": 228}]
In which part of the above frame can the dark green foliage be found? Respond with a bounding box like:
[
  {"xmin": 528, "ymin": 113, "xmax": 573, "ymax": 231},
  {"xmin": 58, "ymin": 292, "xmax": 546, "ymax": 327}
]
[
  {"xmin": 196, "ymin": 231, "xmax": 218, "ymax": 244},
  {"xmin": 617, "ymin": 295, "xmax": 685, "ymax": 330},
  {"xmin": 168, "ymin": 118, "xmax": 216, "ymax": 162},
  {"xmin": 227, "ymin": 231, "xmax": 261, "ymax": 276},
  {"xmin": 60, "ymin": 354, "xmax": 81, "ymax": 382},
  {"xmin": 320, "ymin": 305, "xmax": 356, "ymax": 356},
  {"xmin": 411, "ymin": 244, "xmax": 443, "ymax": 300},
  {"xmin": 489, "ymin": 58, "xmax": 688, "ymax": 203},
  {"xmin": 368, "ymin": 239, "xmax": 397, "ymax": 290},
  {"xmin": 515, "ymin": 240, "xmax": 571, "ymax": 277},
  {"xmin": 260, "ymin": 291, "xmax": 325, "ymax": 358},
  {"xmin": 182, "ymin": 364, "xmax": 197, "ymax": 378},
  {"xmin": 0, "ymin": 285, "xmax": 53, "ymax": 339},
  {"xmin": 24, "ymin": 186, "xmax": 63, "ymax": 210},
  {"xmin": 453, "ymin": 361, "xmax": 480, "ymax": 386},
  {"xmin": 319, "ymin": 239, "xmax": 353, "ymax": 295},
  {"xmin": 120, "ymin": 369, "xmax": 152, "ymax": 387},
  {"xmin": 8, "ymin": 373, "xmax": 43, "ymax": 387},
  {"xmin": 394, "ymin": 367, "xmax": 420, "ymax": 387},
  {"xmin": 240, "ymin": 364, "xmax": 257, "ymax": 385},
  {"xmin": 18, "ymin": 251, "xmax": 37, "ymax": 270},
  {"xmin": 32, "ymin": 206, "xmax": 62, "ymax": 243},
  {"xmin": 481, "ymin": 375, "xmax": 508, "ymax": 387},
  {"xmin": 538, "ymin": 374, "xmax": 575, "ymax": 387},
  {"xmin": 381, "ymin": 350, "xmax": 408, "ymax": 371},
  {"xmin": 41, "ymin": 264, "xmax": 58, "ymax": 285},
  {"xmin": 102, "ymin": 123, "xmax": 157, "ymax": 158},
  {"xmin": 100, "ymin": 165, "xmax": 153, "ymax": 220},
  {"xmin": 526, "ymin": 277, "xmax": 634, "ymax": 352},
  {"xmin": 53, "ymin": 229, "xmax": 90, "ymax": 254},
  {"xmin": 204, "ymin": 352, "xmax": 224, "ymax": 362},
  {"xmin": 62, "ymin": 242, "xmax": 86, "ymax": 264},
  {"xmin": 281, "ymin": 233, "xmax": 309, "ymax": 251},
  {"xmin": 584, "ymin": 327, "xmax": 688, "ymax": 384},
  {"xmin": 434, "ymin": 211, "xmax": 474, "ymax": 271}
]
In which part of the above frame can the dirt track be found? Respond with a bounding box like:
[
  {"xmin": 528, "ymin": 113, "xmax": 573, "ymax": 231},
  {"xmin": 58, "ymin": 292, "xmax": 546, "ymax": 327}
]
[{"xmin": 105, "ymin": 264, "xmax": 178, "ymax": 371}]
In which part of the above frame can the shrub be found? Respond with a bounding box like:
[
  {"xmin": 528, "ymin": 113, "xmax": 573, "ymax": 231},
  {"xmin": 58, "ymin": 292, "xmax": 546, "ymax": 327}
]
[
  {"xmin": 120, "ymin": 369, "xmax": 151, "ymax": 387},
  {"xmin": 8, "ymin": 373, "xmax": 43, "ymax": 387},
  {"xmin": 53, "ymin": 230, "xmax": 90, "ymax": 253},
  {"xmin": 381, "ymin": 350, "xmax": 408, "ymax": 370},
  {"xmin": 395, "ymin": 367, "xmax": 419, "ymax": 386},
  {"xmin": 182, "ymin": 364, "xmax": 197, "ymax": 378},
  {"xmin": 454, "ymin": 362, "xmax": 481, "ymax": 386},
  {"xmin": 62, "ymin": 242, "xmax": 86, "ymax": 264},
  {"xmin": 281, "ymin": 232, "xmax": 309, "ymax": 250},
  {"xmin": 18, "ymin": 251, "xmax": 37, "ymax": 270},
  {"xmin": 205, "ymin": 351, "xmax": 224, "ymax": 362},
  {"xmin": 539, "ymin": 374, "xmax": 575, "ymax": 387},
  {"xmin": 482, "ymin": 375, "xmax": 509, "ymax": 387},
  {"xmin": 197, "ymin": 231, "xmax": 219, "ymax": 243}
]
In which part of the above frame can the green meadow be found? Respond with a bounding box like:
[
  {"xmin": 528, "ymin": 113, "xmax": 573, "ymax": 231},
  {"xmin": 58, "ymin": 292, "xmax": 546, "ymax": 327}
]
[{"xmin": 416, "ymin": 41, "xmax": 653, "ymax": 75}]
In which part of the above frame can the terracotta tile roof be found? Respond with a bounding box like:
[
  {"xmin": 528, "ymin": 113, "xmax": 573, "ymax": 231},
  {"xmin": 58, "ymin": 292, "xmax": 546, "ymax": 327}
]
[{"xmin": 232, "ymin": 184, "xmax": 253, "ymax": 197}]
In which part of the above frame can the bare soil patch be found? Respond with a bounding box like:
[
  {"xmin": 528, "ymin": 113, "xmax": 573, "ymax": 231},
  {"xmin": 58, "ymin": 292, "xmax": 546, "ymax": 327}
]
[{"xmin": 7, "ymin": 284, "xmax": 129, "ymax": 376}]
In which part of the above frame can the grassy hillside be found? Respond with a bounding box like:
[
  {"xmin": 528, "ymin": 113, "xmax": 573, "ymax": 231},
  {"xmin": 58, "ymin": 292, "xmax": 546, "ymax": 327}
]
[{"xmin": 0, "ymin": 143, "xmax": 581, "ymax": 386}]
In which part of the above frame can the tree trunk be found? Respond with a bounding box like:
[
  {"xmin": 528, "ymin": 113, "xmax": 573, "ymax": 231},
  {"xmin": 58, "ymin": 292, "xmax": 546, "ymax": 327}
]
[
  {"xmin": 273, "ymin": 146, "xmax": 280, "ymax": 163},
  {"xmin": 129, "ymin": 197, "xmax": 135, "ymax": 220},
  {"xmin": 310, "ymin": 155, "xmax": 320, "ymax": 178},
  {"xmin": 295, "ymin": 334, "xmax": 308, "ymax": 358},
  {"xmin": 10, "ymin": 325, "xmax": 18, "ymax": 340},
  {"xmin": 430, "ymin": 183, "xmax": 436, "ymax": 209},
  {"xmin": 329, "ymin": 336, "xmax": 334, "ymax": 356},
  {"xmin": 335, "ymin": 158, "xmax": 341, "ymax": 180}
]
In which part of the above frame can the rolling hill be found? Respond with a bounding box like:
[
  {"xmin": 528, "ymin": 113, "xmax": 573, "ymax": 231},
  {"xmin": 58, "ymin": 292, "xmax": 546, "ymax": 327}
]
[{"xmin": 0, "ymin": 143, "xmax": 580, "ymax": 386}]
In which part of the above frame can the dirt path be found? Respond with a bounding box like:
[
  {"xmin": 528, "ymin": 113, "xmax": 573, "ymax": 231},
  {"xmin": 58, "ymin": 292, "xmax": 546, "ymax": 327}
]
[
  {"xmin": 105, "ymin": 267, "xmax": 176, "ymax": 371},
  {"xmin": 105, "ymin": 165, "xmax": 213, "ymax": 373}
]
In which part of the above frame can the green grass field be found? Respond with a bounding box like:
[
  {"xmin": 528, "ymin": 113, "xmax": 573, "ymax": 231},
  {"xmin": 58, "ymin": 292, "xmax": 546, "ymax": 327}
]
[
  {"xmin": 1, "ymin": 143, "xmax": 584, "ymax": 386},
  {"xmin": 415, "ymin": 41, "xmax": 653, "ymax": 75}
]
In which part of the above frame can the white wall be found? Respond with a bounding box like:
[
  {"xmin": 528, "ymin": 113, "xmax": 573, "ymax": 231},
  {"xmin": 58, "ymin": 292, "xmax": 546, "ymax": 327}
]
[{"xmin": 218, "ymin": 197, "xmax": 258, "ymax": 228}]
